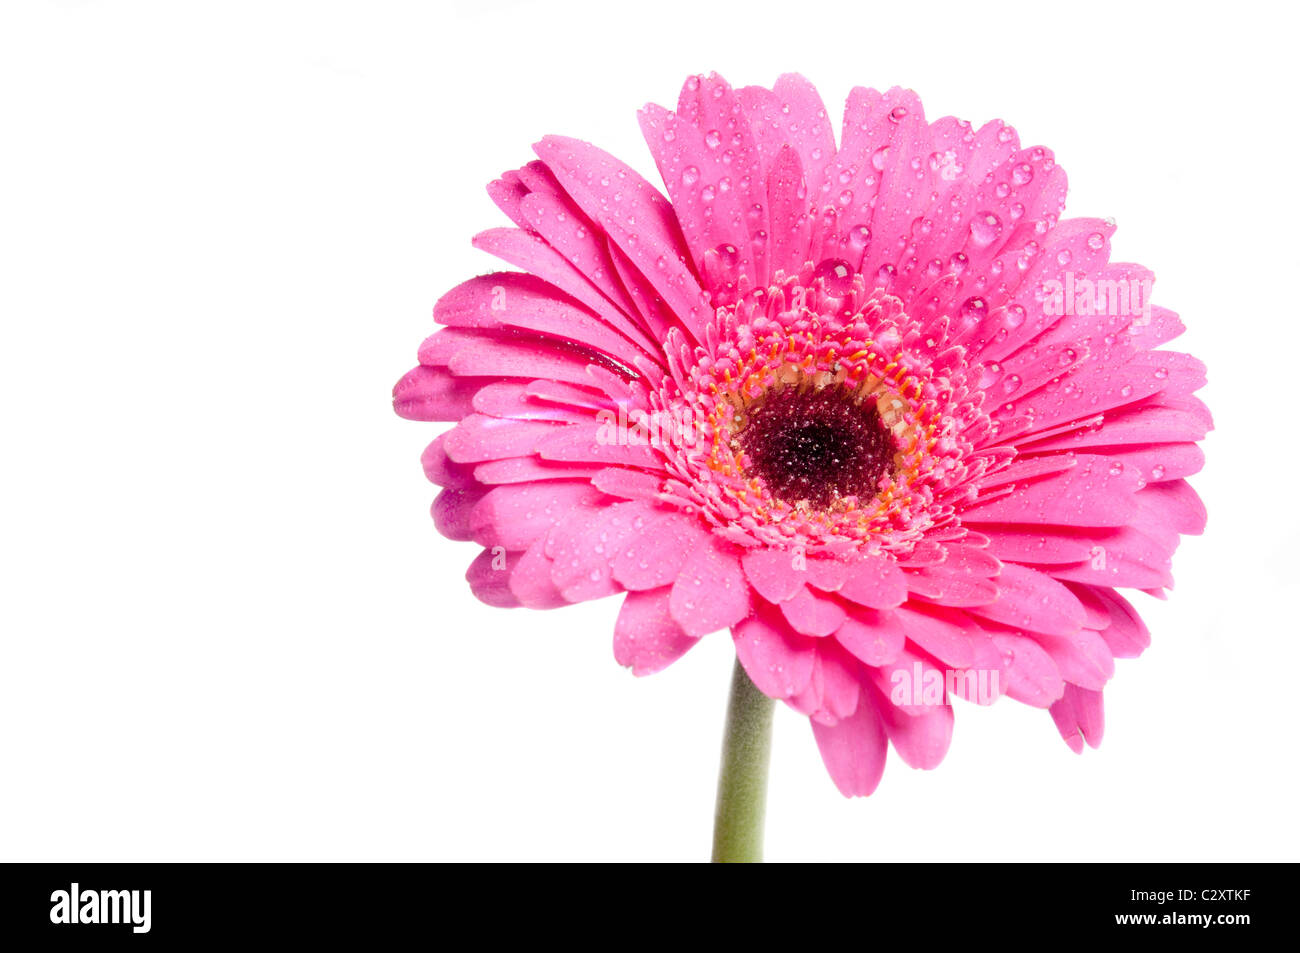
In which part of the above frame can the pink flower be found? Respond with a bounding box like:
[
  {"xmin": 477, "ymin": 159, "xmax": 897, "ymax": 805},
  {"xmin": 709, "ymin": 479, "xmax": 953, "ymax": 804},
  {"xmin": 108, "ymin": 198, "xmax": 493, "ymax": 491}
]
[{"xmin": 395, "ymin": 73, "xmax": 1209, "ymax": 797}]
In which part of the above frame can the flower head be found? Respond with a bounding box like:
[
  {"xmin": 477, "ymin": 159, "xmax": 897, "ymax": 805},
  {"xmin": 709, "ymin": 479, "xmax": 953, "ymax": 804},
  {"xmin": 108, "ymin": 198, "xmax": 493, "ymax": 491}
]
[{"xmin": 395, "ymin": 73, "xmax": 1209, "ymax": 796}]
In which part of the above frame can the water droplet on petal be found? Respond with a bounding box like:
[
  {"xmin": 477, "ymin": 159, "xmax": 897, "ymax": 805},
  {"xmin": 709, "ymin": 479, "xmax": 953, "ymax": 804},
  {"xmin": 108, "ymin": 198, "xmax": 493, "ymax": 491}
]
[
  {"xmin": 814, "ymin": 258, "xmax": 855, "ymax": 295},
  {"xmin": 969, "ymin": 212, "xmax": 1002, "ymax": 248},
  {"xmin": 961, "ymin": 296, "xmax": 988, "ymax": 321}
]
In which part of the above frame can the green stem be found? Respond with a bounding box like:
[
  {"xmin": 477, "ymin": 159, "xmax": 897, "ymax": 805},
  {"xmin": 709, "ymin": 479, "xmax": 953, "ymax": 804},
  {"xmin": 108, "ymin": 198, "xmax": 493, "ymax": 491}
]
[{"xmin": 711, "ymin": 657, "xmax": 775, "ymax": 863}]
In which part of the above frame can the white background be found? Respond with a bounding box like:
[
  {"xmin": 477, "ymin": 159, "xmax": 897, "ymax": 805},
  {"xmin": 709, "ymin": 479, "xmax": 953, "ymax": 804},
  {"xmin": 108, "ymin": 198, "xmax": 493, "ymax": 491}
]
[{"xmin": 2, "ymin": 0, "xmax": 1296, "ymax": 862}]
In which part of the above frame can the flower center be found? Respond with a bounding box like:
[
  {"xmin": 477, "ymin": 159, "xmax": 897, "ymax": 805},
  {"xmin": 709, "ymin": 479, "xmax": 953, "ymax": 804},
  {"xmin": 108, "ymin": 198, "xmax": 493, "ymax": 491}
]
[
  {"xmin": 641, "ymin": 263, "xmax": 994, "ymax": 555},
  {"xmin": 737, "ymin": 387, "xmax": 894, "ymax": 508}
]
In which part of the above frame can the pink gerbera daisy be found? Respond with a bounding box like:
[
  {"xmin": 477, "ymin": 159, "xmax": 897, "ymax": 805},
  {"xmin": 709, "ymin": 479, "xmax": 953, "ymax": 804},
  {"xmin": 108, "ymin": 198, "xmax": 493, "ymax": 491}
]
[{"xmin": 394, "ymin": 73, "xmax": 1209, "ymax": 859}]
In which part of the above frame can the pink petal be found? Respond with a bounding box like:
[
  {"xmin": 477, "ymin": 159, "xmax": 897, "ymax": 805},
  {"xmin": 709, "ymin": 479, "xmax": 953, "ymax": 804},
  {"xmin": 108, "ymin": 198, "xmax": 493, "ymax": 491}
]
[
  {"xmin": 393, "ymin": 364, "xmax": 481, "ymax": 421},
  {"xmin": 741, "ymin": 548, "xmax": 805, "ymax": 603},
  {"xmin": 420, "ymin": 434, "xmax": 478, "ymax": 489},
  {"xmin": 893, "ymin": 603, "xmax": 978, "ymax": 668},
  {"xmin": 982, "ymin": 527, "xmax": 1101, "ymax": 565},
  {"xmin": 443, "ymin": 414, "xmax": 563, "ymax": 464},
  {"xmin": 508, "ymin": 537, "xmax": 568, "ymax": 609},
  {"xmin": 1039, "ymin": 525, "xmax": 1175, "ymax": 590},
  {"xmin": 473, "ymin": 456, "xmax": 600, "ymax": 486},
  {"xmin": 975, "ymin": 454, "xmax": 1078, "ymax": 490},
  {"xmin": 1019, "ymin": 403, "xmax": 1210, "ymax": 454},
  {"xmin": 471, "ymin": 382, "xmax": 594, "ymax": 423},
  {"xmin": 610, "ymin": 510, "xmax": 709, "ymax": 590},
  {"xmin": 545, "ymin": 503, "xmax": 639, "ymax": 603},
  {"xmin": 787, "ymin": 640, "xmax": 863, "ymax": 725},
  {"xmin": 733, "ymin": 604, "xmax": 817, "ymax": 699},
  {"xmin": 444, "ymin": 327, "xmax": 610, "ymax": 388},
  {"xmin": 675, "ymin": 73, "xmax": 768, "ymax": 287},
  {"xmin": 470, "ymin": 227, "xmax": 632, "ymax": 335},
  {"xmin": 996, "ymin": 351, "xmax": 1206, "ymax": 441},
  {"xmin": 669, "ymin": 536, "xmax": 751, "ymax": 638},
  {"xmin": 804, "ymin": 556, "xmax": 852, "ymax": 592},
  {"xmin": 989, "ymin": 631, "xmax": 1066, "ymax": 707},
  {"xmin": 466, "ymin": 547, "xmax": 522, "ymax": 608},
  {"xmin": 535, "ymin": 423, "xmax": 664, "ymax": 469},
  {"xmin": 533, "ymin": 135, "xmax": 710, "ymax": 340},
  {"xmin": 905, "ymin": 567, "xmax": 1000, "ymax": 607},
  {"xmin": 834, "ymin": 606, "xmax": 907, "ymax": 666},
  {"xmin": 838, "ymin": 553, "xmax": 907, "ymax": 608},
  {"xmin": 468, "ymin": 481, "xmax": 598, "ymax": 550},
  {"xmin": 970, "ymin": 563, "xmax": 1086, "ymax": 636},
  {"xmin": 434, "ymin": 271, "xmax": 654, "ymax": 370},
  {"xmin": 1135, "ymin": 479, "xmax": 1207, "ymax": 535},
  {"xmin": 1096, "ymin": 443, "xmax": 1205, "ymax": 484},
  {"xmin": 815, "ymin": 643, "xmax": 863, "ymax": 723},
  {"xmin": 739, "ymin": 74, "xmax": 835, "ymax": 201},
  {"xmin": 1049, "ymin": 684, "xmax": 1105, "ymax": 752},
  {"xmin": 614, "ymin": 588, "xmax": 699, "ymax": 676},
  {"xmin": 590, "ymin": 467, "xmax": 665, "ymax": 500},
  {"xmin": 811, "ymin": 696, "xmax": 888, "ymax": 797},
  {"xmin": 432, "ymin": 487, "xmax": 486, "ymax": 542},
  {"xmin": 1082, "ymin": 586, "xmax": 1151, "ymax": 658},
  {"xmin": 779, "ymin": 586, "xmax": 848, "ymax": 637},
  {"xmin": 963, "ymin": 454, "xmax": 1144, "ymax": 528},
  {"xmin": 1030, "ymin": 628, "xmax": 1115, "ymax": 691},
  {"xmin": 639, "ymin": 85, "xmax": 759, "ymax": 294},
  {"xmin": 875, "ymin": 686, "xmax": 954, "ymax": 769},
  {"xmin": 764, "ymin": 144, "xmax": 812, "ymax": 279}
]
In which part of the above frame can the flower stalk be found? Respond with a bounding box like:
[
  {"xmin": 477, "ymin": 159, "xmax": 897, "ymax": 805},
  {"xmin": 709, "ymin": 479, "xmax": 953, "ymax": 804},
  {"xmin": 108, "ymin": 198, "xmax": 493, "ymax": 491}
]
[{"xmin": 711, "ymin": 658, "xmax": 775, "ymax": 863}]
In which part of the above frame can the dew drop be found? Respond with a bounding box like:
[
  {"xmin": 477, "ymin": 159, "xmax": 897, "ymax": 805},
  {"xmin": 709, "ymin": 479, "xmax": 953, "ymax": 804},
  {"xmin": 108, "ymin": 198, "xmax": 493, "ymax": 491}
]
[
  {"xmin": 813, "ymin": 258, "xmax": 855, "ymax": 296},
  {"xmin": 969, "ymin": 212, "xmax": 1002, "ymax": 248},
  {"xmin": 960, "ymin": 296, "xmax": 988, "ymax": 321}
]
